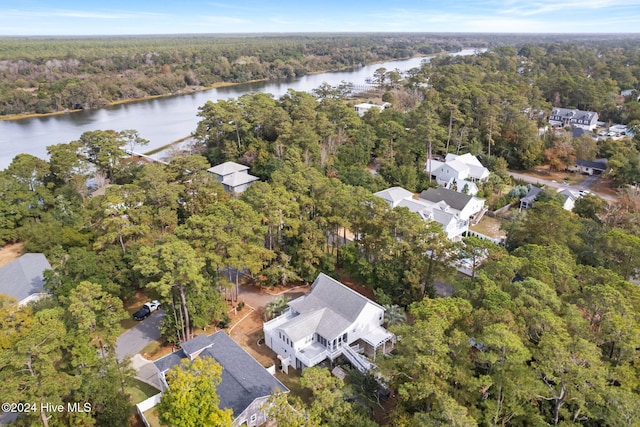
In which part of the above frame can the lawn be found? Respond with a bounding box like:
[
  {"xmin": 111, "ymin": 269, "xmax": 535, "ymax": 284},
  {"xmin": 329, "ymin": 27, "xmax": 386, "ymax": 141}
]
[
  {"xmin": 469, "ymin": 215, "xmax": 506, "ymax": 240},
  {"xmin": 127, "ymin": 378, "xmax": 160, "ymax": 404}
]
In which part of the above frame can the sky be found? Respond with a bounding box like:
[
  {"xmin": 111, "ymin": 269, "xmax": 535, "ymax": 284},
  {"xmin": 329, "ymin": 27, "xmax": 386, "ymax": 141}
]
[{"xmin": 1, "ymin": 0, "xmax": 639, "ymax": 36}]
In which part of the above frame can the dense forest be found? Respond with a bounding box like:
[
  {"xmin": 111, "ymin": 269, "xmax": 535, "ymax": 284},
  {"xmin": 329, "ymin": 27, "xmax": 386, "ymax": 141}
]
[
  {"xmin": 2, "ymin": 32, "xmax": 640, "ymax": 117},
  {"xmin": 1, "ymin": 39, "xmax": 640, "ymax": 426},
  {"xmin": 0, "ymin": 33, "xmax": 477, "ymax": 115}
]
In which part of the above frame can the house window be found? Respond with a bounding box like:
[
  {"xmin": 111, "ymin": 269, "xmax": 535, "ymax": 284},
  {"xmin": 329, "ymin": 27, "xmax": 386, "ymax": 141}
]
[{"xmin": 250, "ymin": 414, "xmax": 257, "ymax": 424}]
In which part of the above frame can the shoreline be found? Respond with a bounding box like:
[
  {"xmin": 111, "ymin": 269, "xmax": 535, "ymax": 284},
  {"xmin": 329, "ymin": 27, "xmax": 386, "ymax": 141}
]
[
  {"xmin": 0, "ymin": 80, "xmax": 267, "ymax": 122},
  {"xmin": 0, "ymin": 51, "xmax": 456, "ymax": 123}
]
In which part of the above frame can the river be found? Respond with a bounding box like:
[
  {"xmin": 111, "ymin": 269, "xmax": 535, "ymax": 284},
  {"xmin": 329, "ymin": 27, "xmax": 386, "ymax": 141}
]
[{"xmin": 0, "ymin": 49, "xmax": 481, "ymax": 169}]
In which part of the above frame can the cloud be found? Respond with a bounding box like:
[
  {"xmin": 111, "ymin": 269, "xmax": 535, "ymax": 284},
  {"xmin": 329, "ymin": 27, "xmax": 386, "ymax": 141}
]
[
  {"xmin": 202, "ymin": 15, "xmax": 251, "ymax": 24},
  {"xmin": 4, "ymin": 9, "xmax": 167, "ymax": 20},
  {"xmin": 500, "ymin": 0, "xmax": 638, "ymax": 16}
]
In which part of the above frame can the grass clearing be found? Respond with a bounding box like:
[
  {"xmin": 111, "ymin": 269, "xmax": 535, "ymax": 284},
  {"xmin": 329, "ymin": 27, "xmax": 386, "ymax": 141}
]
[
  {"xmin": 275, "ymin": 370, "xmax": 314, "ymax": 405},
  {"xmin": 142, "ymin": 407, "xmax": 163, "ymax": 427},
  {"xmin": 127, "ymin": 379, "xmax": 160, "ymax": 404}
]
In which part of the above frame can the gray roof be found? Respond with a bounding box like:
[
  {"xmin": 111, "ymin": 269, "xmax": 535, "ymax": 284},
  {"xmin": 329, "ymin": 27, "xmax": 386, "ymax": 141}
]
[
  {"xmin": 222, "ymin": 171, "xmax": 259, "ymax": 188},
  {"xmin": 207, "ymin": 161, "xmax": 249, "ymax": 177},
  {"xmin": 521, "ymin": 185, "xmax": 542, "ymax": 203},
  {"xmin": 285, "ymin": 273, "xmax": 383, "ymax": 340},
  {"xmin": 576, "ymin": 158, "xmax": 607, "ymax": 170},
  {"xmin": 154, "ymin": 332, "xmax": 288, "ymax": 418},
  {"xmin": 0, "ymin": 253, "xmax": 50, "ymax": 303},
  {"xmin": 551, "ymin": 108, "xmax": 598, "ymax": 122},
  {"xmin": 180, "ymin": 333, "xmax": 213, "ymax": 358},
  {"xmin": 419, "ymin": 187, "xmax": 473, "ymax": 212},
  {"xmin": 373, "ymin": 186, "xmax": 414, "ymax": 206}
]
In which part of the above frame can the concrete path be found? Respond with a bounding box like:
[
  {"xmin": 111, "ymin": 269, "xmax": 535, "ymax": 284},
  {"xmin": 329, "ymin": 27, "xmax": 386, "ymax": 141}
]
[
  {"xmin": 237, "ymin": 283, "xmax": 310, "ymax": 310},
  {"xmin": 116, "ymin": 309, "xmax": 165, "ymax": 361},
  {"xmin": 130, "ymin": 354, "xmax": 163, "ymax": 390}
]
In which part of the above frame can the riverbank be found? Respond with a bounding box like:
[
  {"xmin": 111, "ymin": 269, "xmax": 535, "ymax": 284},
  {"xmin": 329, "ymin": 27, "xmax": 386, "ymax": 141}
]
[
  {"xmin": 0, "ymin": 80, "xmax": 267, "ymax": 122},
  {"xmin": 0, "ymin": 50, "xmax": 465, "ymax": 123}
]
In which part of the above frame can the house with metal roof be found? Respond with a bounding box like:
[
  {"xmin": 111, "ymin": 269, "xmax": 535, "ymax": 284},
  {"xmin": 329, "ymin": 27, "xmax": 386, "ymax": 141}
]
[
  {"xmin": 263, "ymin": 273, "xmax": 394, "ymax": 373},
  {"xmin": 207, "ymin": 161, "xmax": 259, "ymax": 194},
  {"xmin": 153, "ymin": 331, "xmax": 288, "ymax": 427},
  {"xmin": 548, "ymin": 108, "xmax": 599, "ymax": 131},
  {"xmin": 0, "ymin": 253, "xmax": 50, "ymax": 305}
]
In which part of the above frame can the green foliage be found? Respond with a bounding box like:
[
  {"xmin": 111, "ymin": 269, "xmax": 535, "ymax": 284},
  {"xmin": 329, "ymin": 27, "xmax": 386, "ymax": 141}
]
[{"xmin": 158, "ymin": 357, "xmax": 233, "ymax": 427}]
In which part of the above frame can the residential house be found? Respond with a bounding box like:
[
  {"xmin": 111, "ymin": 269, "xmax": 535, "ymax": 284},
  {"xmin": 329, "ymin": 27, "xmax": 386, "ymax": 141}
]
[
  {"xmin": 419, "ymin": 187, "xmax": 486, "ymax": 223},
  {"xmin": 263, "ymin": 273, "xmax": 395, "ymax": 373},
  {"xmin": 568, "ymin": 158, "xmax": 608, "ymax": 175},
  {"xmin": 426, "ymin": 153, "xmax": 489, "ymax": 194},
  {"xmin": 207, "ymin": 161, "xmax": 259, "ymax": 194},
  {"xmin": 0, "ymin": 253, "xmax": 50, "ymax": 305},
  {"xmin": 153, "ymin": 331, "xmax": 289, "ymax": 427},
  {"xmin": 548, "ymin": 108, "xmax": 599, "ymax": 131},
  {"xmin": 374, "ymin": 187, "xmax": 469, "ymax": 240},
  {"xmin": 372, "ymin": 186, "xmax": 415, "ymax": 208},
  {"xmin": 519, "ymin": 185, "xmax": 542, "ymax": 209},
  {"xmin": 556, "ymin": 188, "xmax": 578, "ymax": 211},
  {"xmin": 354, "ymin": 102, "xmax": 390, "ymax": 117}
]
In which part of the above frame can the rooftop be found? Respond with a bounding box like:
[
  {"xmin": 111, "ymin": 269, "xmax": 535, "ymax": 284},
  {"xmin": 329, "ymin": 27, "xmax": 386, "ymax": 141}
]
[
  {"xmin": 0, "ymin": 253, "xmax": 50, "ymax": 303},
  {"xmin": 154, "ymin": 331, "xmax": 288, "ymax": 418},
  {"xmin": 207, "ymin": 161, "xmax": 249, "ymax": 177}
]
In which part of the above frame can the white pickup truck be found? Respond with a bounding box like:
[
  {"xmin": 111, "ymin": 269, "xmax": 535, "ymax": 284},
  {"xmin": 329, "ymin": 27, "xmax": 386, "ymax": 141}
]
[{"xmin": 133, "ymin": 300, "xmax": 161, "ymax": 320}]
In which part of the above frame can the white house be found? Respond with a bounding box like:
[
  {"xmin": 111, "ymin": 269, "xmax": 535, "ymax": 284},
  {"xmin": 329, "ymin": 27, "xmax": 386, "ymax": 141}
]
[
  {"xmin": 373, "ymin": 186, "xmax": 415, "ymax": 208},
  {"xmin": 419, "ymin": 187, "xmax": 486, "ymax": 223},
  {"xmin": 557, "ymin": 188, "xmax": 578, "ymax": 211},
  {"xmin": 374, "ymin": 187, "xmax": 470, "ymax": 240},
  {"xmin": 426, "ymin": 153, "xmax": 489, "ymax": 193},
  {"xmin": 207, "ymin": 161, "xmax": 259, "ymax": 194},
  {"xmin": 548, "ymin": 108, "xmax": 599, "ymax": 131},
  {"xmin": 0, "ymin": 253, "xmax": 51, "ymax": 305},
  {"xmin": 567, "ymin": 159, "xmax": 608, "ymax": 175},
  {"xmin": 263, "ymin": 273, "xmax": 395, "ymax": 373},
  {"xmin": 354, "ymin": 102, "xmax": 390, "ymax": 117}
]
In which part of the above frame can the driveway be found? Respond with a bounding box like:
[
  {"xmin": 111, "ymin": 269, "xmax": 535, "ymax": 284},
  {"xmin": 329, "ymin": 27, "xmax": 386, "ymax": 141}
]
[
  {"xmin": 508, "ymin": 171, "xmax": 616, "ymax": 202},
  {"xmin": 116, "ymin": 309, "xmax": 165, "ymax": 361}
]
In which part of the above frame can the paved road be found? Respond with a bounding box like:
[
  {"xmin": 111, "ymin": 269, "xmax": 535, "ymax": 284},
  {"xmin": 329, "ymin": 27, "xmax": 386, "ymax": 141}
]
[
  {"xmin": 116, "ymin": 309, "xmax": 165, "ymax": 361},
  {"xmin": 507, "ymin": 171, "xmax": 616, "ymax": 202}
]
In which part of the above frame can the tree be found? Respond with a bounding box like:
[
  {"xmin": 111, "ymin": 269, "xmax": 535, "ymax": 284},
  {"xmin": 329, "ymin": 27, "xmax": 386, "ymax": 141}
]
[
  {"xmin": 383, "ymin": 304, "xmax": 407, "ymax": 327},
  {"xmin": 264, "ymin": 296, "xmax": 290, "ymax": 321},
  {"xmin": 134, "ymin": 236, "xmax": 206, "ymax": 341},
  {"xmin": 158, "ymin": 357, "xmax": 233, "ymax": 427},
  {"xmin": 77, "ymin": 129, "xmax": 126, "ymax": 181},
  {"xmin": 0, "ymin": 307, "xmax": 80, "ymax": 427}
]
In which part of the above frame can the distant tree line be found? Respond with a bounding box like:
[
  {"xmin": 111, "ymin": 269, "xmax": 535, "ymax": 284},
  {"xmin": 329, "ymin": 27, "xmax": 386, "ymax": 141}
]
[{"xmin": 0, "ymin": 33, "xmax": 480, "ymax": 115}]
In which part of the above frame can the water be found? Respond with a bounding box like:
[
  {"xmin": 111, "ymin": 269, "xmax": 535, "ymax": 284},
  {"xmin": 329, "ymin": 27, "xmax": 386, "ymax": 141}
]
[{"xmin": 0, "ymin": 49, "xmax": 481, "ymax": 169}]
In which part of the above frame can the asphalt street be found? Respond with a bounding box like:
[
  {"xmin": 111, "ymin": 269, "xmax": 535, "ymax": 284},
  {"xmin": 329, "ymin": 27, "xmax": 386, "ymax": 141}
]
[
  {"xmin": 507, "ymin": 172, "xmax": 616, "ymax": 202},
  {"xmin": 115, "ymin": 309, "xmax": 165, "ymax": 361}
]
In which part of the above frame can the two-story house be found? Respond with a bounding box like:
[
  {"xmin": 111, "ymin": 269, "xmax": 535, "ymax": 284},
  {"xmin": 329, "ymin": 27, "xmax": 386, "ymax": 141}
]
[
  {"xmin": 548, "ymin": 108, "xmax": 599, "ymax": 131},
  {"xmin": 153, "ymin": 331, "xmax": 289, "ymax": 427},
  {"xmin": 425, "ymin": 153, "xmax": 489, "ymax": 195},
  {"xmin": 374, "ymin": 187, "xmax": 470, "ymax": 241},
  {"xmin": 263, "ymin": 273, "xmax": 395, "ymax": 373},
  {"xmin": 207, "ymin": 161, "xmax": 259, "ymax": 194},
  {"xmin": 419, "ymin": 187, "xmax": 486, "ymax": 223}
]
